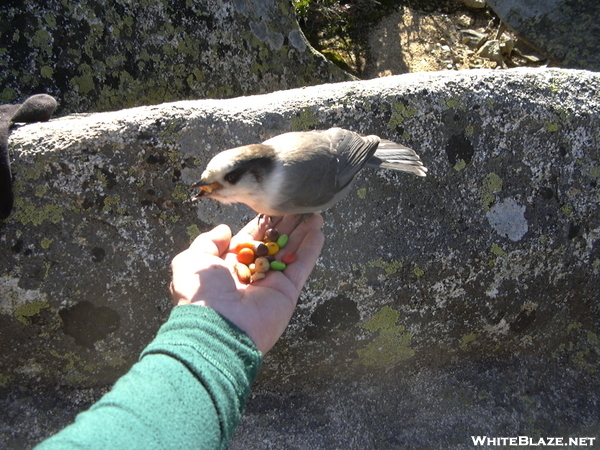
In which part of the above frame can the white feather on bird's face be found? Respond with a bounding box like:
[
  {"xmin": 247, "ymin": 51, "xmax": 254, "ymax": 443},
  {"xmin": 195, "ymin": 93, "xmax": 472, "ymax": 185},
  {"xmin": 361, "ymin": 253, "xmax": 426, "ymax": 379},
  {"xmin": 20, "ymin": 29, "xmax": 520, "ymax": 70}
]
[{"xmin": 191, "ymin": 144, "xmax": 278, "ymax": 210}]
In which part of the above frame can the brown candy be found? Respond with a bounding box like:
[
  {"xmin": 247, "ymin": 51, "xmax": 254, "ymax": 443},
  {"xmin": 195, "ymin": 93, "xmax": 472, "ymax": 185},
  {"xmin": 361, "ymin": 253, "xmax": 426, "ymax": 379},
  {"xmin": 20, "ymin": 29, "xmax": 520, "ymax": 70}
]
[
  {"xmin": 254, "ymin": 242, "xmax": 268, "ymax": 257},
  {"xmin": 263, "ymin": 228, "xmax": 280, "ymax": 242}
]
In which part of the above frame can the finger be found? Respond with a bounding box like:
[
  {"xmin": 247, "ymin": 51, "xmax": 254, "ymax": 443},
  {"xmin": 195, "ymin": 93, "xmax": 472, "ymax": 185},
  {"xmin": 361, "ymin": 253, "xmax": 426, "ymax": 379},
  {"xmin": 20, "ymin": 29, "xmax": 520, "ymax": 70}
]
[
  {"xmin": 189, "ymin": 224, "xmax": 232, "ymax": 256},
  {"xmin": 283, "ymin": 216, "xmax": 324, "ymax": 291},
  {"xmin": 268, "ymin": 214, "xmax": 308, "ymax": 237},
  {"xmin": 277, "ymin": 213, "xmax": 324, "ymax": 255},
  {"xmin": 284, "ymin": 229, "xmax": 324, "ymax": 292}
]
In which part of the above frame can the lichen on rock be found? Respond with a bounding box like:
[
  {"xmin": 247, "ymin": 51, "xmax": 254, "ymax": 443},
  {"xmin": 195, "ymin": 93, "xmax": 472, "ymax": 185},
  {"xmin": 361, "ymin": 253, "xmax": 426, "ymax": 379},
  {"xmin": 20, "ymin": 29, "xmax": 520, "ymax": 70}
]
[{"xmin": 0, "ymin": 0, "xmax": 351, "ymax": 114}]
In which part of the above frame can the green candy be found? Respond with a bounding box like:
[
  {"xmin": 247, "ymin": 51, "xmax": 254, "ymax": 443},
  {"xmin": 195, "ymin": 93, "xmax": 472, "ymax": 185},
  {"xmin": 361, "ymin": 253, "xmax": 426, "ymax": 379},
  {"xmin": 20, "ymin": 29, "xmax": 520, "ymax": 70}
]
[
  {"xmin": 270, "ymin": 260, "xmax": 287, "ymax": 271},
  {"xmin": 276, "ymin": 234, "xmax": 289, "ymax": 248}
]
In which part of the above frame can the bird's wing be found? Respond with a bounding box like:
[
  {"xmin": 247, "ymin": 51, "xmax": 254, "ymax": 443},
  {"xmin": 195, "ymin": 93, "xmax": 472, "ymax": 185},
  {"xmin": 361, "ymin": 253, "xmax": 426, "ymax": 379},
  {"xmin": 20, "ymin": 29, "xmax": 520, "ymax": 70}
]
[
  {"xmin": 365, "ymin": 140, "xmax": 428, "ymax": 177},
  {"xmin": 261, "ymin": 131, "xmax": 339, "ymax": 211},
  {"xmin": 321, "ymin": 128, "xmax": 380, "ymax": 189},
  {"xmin": 260, "ymin": 128, "xmax": 380, "ymax": 212}
]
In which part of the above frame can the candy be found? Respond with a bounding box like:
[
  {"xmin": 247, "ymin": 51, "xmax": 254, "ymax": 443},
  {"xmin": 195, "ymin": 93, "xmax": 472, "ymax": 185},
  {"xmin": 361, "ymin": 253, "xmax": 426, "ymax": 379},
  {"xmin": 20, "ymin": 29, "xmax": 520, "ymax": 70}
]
[
  {"xmin": 234, "ymin": 263, "xmax": 252, "ymax": 284},
  {"xmin": 253, "ymin": 256, "xmax": 271, "ymax": 273},
  {"xmin": 281, "ymin": 252, "xmax": 297, "ymax": 264},
  {"xmin": 235, "ymin": 242, "xmax": 255, "ymax": 253},
  {"xmin": 236, "ymin": 247, "xmax": 255, "ymax": 265},
  {"xmin": 235, "ymin": 241, "xmax": 267, "ymax": 255},
  {"xmin": 264, "ymin": 228, "xmax": 280, "ymax": 242},
  {"xmin": 250, "ymin": 272, "xmax": 266, "ymax": 283},
  {"xmin": 276, "ymin": 234, "xmax": 289, "ymax": 248},
  {"xmin": 232, "ymin": 227, "xmax": 295, "ymax": 283},
  {"xmin": 265, "ymin": 241, "xmax": 279, "ymax": 256},
  {"xmin": 254, "ymin": 243, "xmax": 268, "ymax": 257},
  {"xmin": 270, "ymin": 260, "xmax": 287, "ymax": 271}
]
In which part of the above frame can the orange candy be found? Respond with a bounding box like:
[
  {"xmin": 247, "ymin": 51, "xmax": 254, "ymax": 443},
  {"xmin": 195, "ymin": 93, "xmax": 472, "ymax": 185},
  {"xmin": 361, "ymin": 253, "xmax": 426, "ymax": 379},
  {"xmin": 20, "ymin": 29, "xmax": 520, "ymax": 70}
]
[
  {"xmin": 236, "ymin": 247, "xmax": 255, "ymax": 265},
  {"xmin": 235, "ymin": 242, "xmax": 255, "ymax": 253}
]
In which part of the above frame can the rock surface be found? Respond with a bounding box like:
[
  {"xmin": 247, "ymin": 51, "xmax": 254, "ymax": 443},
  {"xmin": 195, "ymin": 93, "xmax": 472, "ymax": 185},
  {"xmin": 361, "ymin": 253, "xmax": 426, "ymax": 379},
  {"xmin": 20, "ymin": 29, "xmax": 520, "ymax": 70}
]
[
  {"xmin": 1, "ymin": 68, "xmax": 599, "ymax": 449},
  {"xmin": 363, "ymin": 4, "xmax": 547, "ymax": 78},
  {"xmin": 0, "ymin": 0, "xmax": 350, "ymax": 114},
  {"xmin": 487, "ymin": 0, "xmax": 600, "ymax": 71}
]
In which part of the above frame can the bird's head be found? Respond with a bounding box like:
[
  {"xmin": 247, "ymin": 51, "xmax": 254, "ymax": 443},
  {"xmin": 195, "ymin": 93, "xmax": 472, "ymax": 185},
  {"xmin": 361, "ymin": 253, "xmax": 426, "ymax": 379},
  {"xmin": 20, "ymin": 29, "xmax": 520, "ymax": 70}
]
[{"xmin": 190, "ymin": 144, "xmax": 276, "ymax": 207}]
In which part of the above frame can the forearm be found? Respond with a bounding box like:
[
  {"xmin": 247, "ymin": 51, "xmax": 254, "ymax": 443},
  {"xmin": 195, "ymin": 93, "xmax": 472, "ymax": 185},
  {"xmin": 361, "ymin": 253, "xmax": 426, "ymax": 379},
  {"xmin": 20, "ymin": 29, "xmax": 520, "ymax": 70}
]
[{"xmin": 34, "ymin": 305, "xmax": 262, "ymax": 450}]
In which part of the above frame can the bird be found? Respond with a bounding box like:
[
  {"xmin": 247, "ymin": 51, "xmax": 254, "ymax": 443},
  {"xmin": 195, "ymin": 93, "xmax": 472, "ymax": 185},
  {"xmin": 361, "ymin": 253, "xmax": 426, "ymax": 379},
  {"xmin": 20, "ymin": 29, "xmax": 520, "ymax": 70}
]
[{"xmin": 190, "ymin": 127, "xmax": 427, "ymax": 217}]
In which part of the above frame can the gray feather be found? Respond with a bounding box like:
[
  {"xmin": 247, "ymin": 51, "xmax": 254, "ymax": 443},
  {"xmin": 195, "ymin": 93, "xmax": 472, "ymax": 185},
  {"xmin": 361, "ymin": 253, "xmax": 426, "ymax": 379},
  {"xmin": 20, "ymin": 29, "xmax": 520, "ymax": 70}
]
[
  {"xmin": 365, "ymin": 140, "xmax": 427, "ymax": 177},
  {"xmin": 321, "ymin": 128, "xmax": 381, "ymax": 189}
]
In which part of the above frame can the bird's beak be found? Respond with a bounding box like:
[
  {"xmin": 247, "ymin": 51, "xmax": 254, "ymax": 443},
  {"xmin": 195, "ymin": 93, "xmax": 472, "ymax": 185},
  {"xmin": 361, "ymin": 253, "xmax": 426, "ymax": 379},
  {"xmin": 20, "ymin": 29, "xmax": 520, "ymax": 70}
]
[{"xmin": 190, "ymin": 180, "xmax": 223, "ymax": 200}]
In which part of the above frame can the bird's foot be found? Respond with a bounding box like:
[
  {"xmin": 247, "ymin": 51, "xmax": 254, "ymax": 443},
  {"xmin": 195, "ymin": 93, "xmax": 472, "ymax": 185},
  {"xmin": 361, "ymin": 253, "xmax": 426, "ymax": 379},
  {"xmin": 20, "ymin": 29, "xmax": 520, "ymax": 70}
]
[{"xmin": 293, "ymin": 213, "xmax": 314, "ymax": 228}]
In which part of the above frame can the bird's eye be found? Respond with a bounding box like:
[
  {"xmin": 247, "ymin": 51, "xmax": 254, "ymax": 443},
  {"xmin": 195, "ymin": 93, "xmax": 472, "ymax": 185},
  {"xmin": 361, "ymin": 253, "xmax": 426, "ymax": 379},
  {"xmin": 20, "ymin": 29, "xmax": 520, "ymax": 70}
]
[{"xmin": 224, "ymin": 170, "xmax": 242, "ymax": 184}]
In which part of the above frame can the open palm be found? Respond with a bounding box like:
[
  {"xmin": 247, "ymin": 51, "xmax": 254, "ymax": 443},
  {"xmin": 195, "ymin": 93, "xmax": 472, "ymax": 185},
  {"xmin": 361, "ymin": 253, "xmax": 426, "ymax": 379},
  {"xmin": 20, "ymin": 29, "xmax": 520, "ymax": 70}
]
[{"xmin": 170, "ymin": 214, "xmax": 324, "ymax": 353}]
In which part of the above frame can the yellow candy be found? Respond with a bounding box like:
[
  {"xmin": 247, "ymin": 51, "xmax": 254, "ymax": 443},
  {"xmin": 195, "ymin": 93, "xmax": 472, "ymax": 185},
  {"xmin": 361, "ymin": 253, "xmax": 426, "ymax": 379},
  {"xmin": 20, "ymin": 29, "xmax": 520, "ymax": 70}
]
[{"xmin": 265, "ymin": 241, "xmax": 279, "ymax": 256}]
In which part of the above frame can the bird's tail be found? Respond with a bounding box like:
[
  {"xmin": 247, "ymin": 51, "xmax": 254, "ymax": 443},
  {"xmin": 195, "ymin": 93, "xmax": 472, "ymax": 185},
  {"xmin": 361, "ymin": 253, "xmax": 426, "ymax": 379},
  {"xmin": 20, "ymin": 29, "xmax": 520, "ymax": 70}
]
[{"xmin": 365, "ymin": 139, "xmax": 428, "ymax": 177}]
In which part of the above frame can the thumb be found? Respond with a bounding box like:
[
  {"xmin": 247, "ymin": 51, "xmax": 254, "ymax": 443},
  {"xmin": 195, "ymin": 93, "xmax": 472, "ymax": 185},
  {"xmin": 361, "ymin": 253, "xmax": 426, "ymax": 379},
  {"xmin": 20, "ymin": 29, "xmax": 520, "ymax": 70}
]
[{"xmin": 189, "ymin": 224, "xmax": 232, "ymax": 257}]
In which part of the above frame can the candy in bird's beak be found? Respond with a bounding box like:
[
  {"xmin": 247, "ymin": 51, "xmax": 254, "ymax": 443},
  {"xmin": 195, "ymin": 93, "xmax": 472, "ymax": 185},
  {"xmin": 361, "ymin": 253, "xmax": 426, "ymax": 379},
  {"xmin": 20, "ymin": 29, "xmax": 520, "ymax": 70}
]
[{"xmin": 190, "ymin": 181, "xmax": 222, "ymax": 200}]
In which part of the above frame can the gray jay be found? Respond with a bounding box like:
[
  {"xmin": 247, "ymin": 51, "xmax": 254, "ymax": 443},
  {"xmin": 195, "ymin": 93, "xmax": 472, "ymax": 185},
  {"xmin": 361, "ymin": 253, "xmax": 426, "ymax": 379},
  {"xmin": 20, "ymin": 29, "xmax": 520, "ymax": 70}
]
[{"xmin": 190, "ymin": 127, "xmax": 427, "ymax": 216}]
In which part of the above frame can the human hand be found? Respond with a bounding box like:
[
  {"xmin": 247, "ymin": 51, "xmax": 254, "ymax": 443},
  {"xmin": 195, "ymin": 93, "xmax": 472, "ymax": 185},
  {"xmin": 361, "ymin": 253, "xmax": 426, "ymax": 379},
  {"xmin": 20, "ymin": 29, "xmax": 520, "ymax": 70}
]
[{"xmin": 170, "ymin": 214, "xmax": 324, "ymax": 354}]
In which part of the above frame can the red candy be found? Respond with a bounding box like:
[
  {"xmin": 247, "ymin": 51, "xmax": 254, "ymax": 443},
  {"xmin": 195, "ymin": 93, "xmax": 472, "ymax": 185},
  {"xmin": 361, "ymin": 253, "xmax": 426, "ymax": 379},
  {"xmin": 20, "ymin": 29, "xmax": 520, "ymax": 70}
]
[{"xmin": 281, "ymin": 252, "xmax": 297, "ymax": 264}]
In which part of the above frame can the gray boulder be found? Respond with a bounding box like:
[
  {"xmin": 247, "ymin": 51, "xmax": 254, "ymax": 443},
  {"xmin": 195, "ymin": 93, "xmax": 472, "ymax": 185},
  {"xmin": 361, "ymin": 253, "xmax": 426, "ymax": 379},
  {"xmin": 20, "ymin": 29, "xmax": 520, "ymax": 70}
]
[
  {"xmin": 0, "ymin": 0, "xmax": 350, "ymax": 114},
  {"xmin": 1, "ymin": 68, "xmax": 599, "ymax": 449},
  {"xmin": 487, "ymin": 0, "xmax": 600, "ymax": 71}
]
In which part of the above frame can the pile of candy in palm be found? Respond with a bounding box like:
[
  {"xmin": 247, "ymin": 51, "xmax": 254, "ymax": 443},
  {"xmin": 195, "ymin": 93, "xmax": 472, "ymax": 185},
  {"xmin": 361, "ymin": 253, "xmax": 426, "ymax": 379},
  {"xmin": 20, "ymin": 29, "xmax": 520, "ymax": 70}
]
[{"xmin": 233, "ymin": 228, "xmax": 297, "ymax": 284}]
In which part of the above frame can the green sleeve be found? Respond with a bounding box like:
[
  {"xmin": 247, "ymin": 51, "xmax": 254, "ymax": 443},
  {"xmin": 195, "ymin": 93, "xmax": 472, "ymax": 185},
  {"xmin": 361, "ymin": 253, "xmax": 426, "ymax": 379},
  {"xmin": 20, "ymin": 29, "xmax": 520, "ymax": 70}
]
[{"xmin": 33, "ymin": 305, "xmax": 262, "ymax": 450}]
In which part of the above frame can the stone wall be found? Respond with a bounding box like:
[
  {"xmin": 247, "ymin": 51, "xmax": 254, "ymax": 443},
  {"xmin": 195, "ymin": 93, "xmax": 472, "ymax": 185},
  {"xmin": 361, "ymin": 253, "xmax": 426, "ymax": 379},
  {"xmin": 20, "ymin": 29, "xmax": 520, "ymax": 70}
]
[
  {"xmin": 0, "ymin": 0, "xmax": 350, "ymax": 114},
  {"xmin": 1, "ymin": 68, "xmax": 599, "ymax": 449}
]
